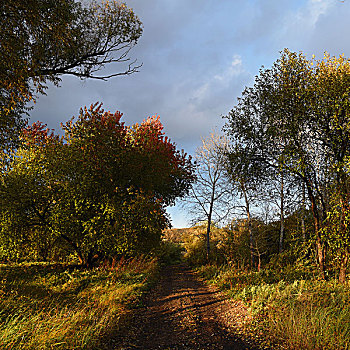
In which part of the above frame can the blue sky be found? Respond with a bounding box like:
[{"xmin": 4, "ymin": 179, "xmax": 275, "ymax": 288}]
[{"xmin": 31, "ymin": 0, "xmax": 350, "ymax": 227}]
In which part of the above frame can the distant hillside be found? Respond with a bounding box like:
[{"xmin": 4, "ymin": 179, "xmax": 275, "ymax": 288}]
[
  {"xmin": 163, "ymin": 228, "xmax": 197, "ymax": 243},
  {"xmin": 163, "ymin": 225, "xmax": 226, "ymax": 243}
]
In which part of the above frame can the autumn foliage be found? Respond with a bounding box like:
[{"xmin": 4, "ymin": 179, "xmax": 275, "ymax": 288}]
[{"xmin": 0, "ymin": 103, "xmax": 194, "ymax": 266}]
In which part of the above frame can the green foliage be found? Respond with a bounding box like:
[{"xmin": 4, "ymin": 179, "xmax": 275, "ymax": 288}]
[
  {"xmin": 184, "ymin": 236, "xmax": 209, "ymax": 266},
  {"xmin": 241, "ymin": 280, "xmax": 350, "ymax": 350},
  {"xmin": 154, "ymin": 241, "xmax": 185, "ymax": 266},
  {"xmin": 221, "ymin": 219, "xmax": 262, "ymax": 269},
  {"xmin": 0, "ymin": 0, "xmax": 143, "ymax": 115},
  {"xmin": 321, "ymin": 188, "xmax": 350, "ymax": 272},
  {"xmin": 216, "ymin": 216, "xmax": 309, "ymax": 271},
  {"xmin": 183, "ymin": 224, "xmax": 227, "ymax": 266},
  {"xmin": 0, "ymin": 104, "xmax": 194, "ymax": 264}
]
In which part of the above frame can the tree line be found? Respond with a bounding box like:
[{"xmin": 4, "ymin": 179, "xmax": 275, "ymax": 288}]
[
  {"xmin": 1, "ymin": 1, "xmax": 349, "ymax": 282},
  {"xmin": 188, "ymin": 49, "xmax": 350, "ymax": 283}
]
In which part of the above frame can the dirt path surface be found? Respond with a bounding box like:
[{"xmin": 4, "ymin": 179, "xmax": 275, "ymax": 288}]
[{"xmin": 112, "ymin": 264, "xmax": 261, "ymax": 350}]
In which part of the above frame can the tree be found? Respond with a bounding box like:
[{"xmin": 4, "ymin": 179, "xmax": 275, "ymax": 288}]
[
  {"xmin": 183, "ymin": 132, "xmax": 234, "ymax": 260},
  {"xmin": 62, "ymin": 104, "xmax": 194, "ymax": 206},
  {"xmin": 0, "ymin": 121, "xmax": 65, "ymax": 261},
  {"xmin": 224, "ymin": 143, "xmax": 270, "ymax": 269},
  {"xmin": 0, "ymin": 109, "xmax": 26, "ymax": 174},
  {"xmin": 224, "ymin": 49, "xmax": 350, "ymax": 282},
  {"xmin": 309, "ymin": 53, "xmax": 350, "ymax": 282},
  {"xmin": 265, "ymin": 164, "xmax": 302, "ymax": 253},
  {"xmin": 224, "ymin": 50, "xmax": 325, "ymax": 276},
  {"xmin": 0, "ymin": 0, "xmax": 143, "ymax": 161},
  {"xmin": 0, "ymin": 104, "xmax": 194, "ymax": 265}
]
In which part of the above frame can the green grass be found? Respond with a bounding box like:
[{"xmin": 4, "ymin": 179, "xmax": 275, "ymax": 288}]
[
  {"xmin": 197, "ymin": 264, "xmax": 350, "ymax": 350},
  {"xmin": 0, "ymin": 256, "xmax": 158, "ymax": 349}
]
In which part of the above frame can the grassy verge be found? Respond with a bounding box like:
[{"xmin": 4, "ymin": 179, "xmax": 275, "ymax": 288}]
[
  {"xmin": 197, "ymin": 264, "xmax": 350, "ymax": 350},
  {"xmin": 0, "ymin": 256, "xmax": 158, "ymax": 349}
]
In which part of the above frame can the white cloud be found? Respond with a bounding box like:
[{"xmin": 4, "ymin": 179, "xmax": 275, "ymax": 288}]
[
  {"xmin": 290, "ymin": 0, "xmax": 333, "ymax": 30},
  {"xmin": 278, "ymin": 0, "xmax": 335, "ymax": 52},
  {"xmin": 189, "ymin": 54, "xmax": 246, "ymax": 107},
  {"xmin": 214, "ymin": 55, "xmax": 244, "ymax": 84},
  {"xmin": 308, "ymin": 0, "xmax": 333, "ymax": 24},
  {"xmin": 192, "ymin": 83, "xmax": 210, "ymax": 102},
  {"xmin": 157, "ymin": 54, "xmax": 249, "ymax": 152}
]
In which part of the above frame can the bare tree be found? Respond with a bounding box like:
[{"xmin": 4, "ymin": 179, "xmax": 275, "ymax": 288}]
[{"xmin": 182, "ymin": 132, "xmax": 235, "ymax": 260}]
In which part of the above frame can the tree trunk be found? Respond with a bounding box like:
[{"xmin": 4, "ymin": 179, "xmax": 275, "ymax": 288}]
[
  {"xmin": 77, "ymin": 251, "xmax": 97, "ymax": 268},
  {"xmin": 279, "ymin": 170, "xmax": 285, "ymax": 253},
  {"xmin": 59, "ymin": 233, "xmax": 86, "ymax": 267},
  {"xmin": 306, "ymin": 181, "xmax": 326, "ymax": 279},
  {"xmin": 257, "ymin": 248, "xmax": 261, "ymax": 272},
  {"xmin": 206, "ymin": 184, "xmax": 215, "ymax": 262},
  {"xmin": 85, "ymin": 251, "xmax": 95, "ymax": 269},
  {"xmin": 241, "ymin": 180, "xmax": 255, "ymax": 268},
  {"xmin": 315, "ymin": 232, "xmax": 325, "ymax": 279},
  {"xmin": 339, "ymin": 251, "xmax": 348, "ymax": 284},
  {"xmin": 205, "ymin": 215, "xmax": 211, "ymax": 262},
  {"xmin": 301, "ymin": 183, "xmax": 306, "ymax": 241},
  {"xmin": 338, "ymin": 193, "xmax": 349, "ymax": 284}
]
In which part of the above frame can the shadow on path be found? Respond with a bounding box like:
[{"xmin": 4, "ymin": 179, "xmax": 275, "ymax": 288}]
[{"xmin": 110, "ymin": 264, "xmax": 262, "ymax": 350}]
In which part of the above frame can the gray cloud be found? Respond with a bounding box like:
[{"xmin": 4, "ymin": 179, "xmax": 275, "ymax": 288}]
[{"xmin": 29, "ymin": 0, "xmax": 350, "ymax": 227}]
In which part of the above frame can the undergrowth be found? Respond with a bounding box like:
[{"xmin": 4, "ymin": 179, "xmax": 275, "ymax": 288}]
[
  {"xmin": 0, "ymin": 256, "xmax": 158, "ymax": 349},
  {"xmin": 197, "ymin": 264, "xmax": 350, "ymax": 350}
]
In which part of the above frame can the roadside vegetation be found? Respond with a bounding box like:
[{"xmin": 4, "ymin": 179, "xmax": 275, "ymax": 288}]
[
  {"xmin": 0, "ymin": 256, "xmax": 158, "ymax": 349},
  {"xmin": 198, "ymin": 263, "xmax": 350, "ymax": 350},
  {"xmin": 170, "ymin": 223, "xmax": 350, "ymax": 350}
]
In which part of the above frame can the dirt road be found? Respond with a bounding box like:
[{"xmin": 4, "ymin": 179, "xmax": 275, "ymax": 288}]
[{"xmin": 110, "ymin": 264, "xmax": 261, "ymax": 350}]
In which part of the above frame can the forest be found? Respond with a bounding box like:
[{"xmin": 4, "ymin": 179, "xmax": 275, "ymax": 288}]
[{"xmin": 0, "ymin": 1, "xmax": 349, "ymax": 349}]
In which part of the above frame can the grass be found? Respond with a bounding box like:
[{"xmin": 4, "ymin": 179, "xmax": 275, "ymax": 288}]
[
  {"xmin": 197, "ymin": 263, "xmax": 350, "ymax": 350},
  {"xmin": 0, "ymin": 256, "xmax": 158, "ymax": 349}
]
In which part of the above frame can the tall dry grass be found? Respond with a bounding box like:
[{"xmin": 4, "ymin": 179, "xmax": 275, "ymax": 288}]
[
  {"xmin": 198, "ymin": 264, "xmax": 350, "ymax": 350},
  {"xmin": 0, "ymin": 256, "xmax": 158, "ymax": 349}
]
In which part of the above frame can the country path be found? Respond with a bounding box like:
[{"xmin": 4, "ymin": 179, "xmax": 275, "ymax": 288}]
[{"xmin": 109, "ymin": 264, "xmax": 263, "ymax": 350}]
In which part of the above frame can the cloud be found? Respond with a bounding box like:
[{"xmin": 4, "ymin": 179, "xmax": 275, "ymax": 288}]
[
  {"xmin": 284, "ymin": 0, "xmax": 332, "ymax": 34},
  {"xmin": 214, "ymin": 55, "xmax": 245, "ymax": 84},
  {"xmin": 280, "ymin": 0, "xmax": 335, "ymax": 52},
  {"xmin": 305, "ymin": 0, "xmax": 350, "ymax": 57},
  {"xmin": 28, "ymin": 0, "xmax": 350, "ymax": 227},
  {"xmin": 152, "ymin": 54, "xmax": 251, "ymax": 158}
]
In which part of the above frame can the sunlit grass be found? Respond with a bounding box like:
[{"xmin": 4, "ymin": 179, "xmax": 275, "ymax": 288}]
[
  {"xmin": 198, "ymin": 264, "xmax": 350, "ymax": 350},
  {"xmin": 0, "ymin": 256, "xmax": 158, "ymax": 349}
]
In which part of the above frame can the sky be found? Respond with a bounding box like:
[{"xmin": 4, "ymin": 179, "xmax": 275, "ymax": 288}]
[{"xmin": 30, "ymin": 0, "xmax": 350, "ymax": 228}]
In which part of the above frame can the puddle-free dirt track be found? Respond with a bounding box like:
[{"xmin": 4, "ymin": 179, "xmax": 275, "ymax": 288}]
[{"xmin": 111, "ymin": 264, "xmax": 261, "ymax": 350}]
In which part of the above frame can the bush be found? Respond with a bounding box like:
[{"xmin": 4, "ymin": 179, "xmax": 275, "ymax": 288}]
[
  {"xmin": 154, "ymin": 241, "xmax": 185, "ymax": 266},
  {"xmin": 182, "ymin": 225, "xmax": 227, "ymax": 266}
]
